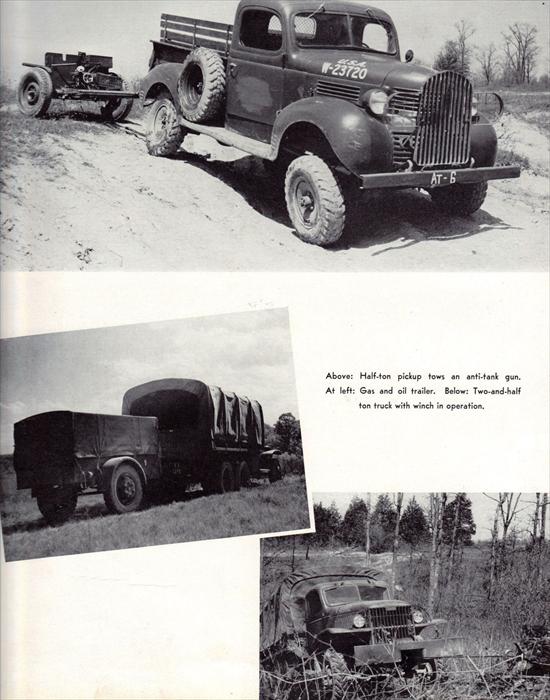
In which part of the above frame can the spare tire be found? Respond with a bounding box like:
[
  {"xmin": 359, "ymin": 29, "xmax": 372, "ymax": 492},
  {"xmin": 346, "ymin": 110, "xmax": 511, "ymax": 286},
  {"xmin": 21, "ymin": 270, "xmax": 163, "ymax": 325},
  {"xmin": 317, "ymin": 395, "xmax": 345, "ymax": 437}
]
[
  {"xmin": 17, "ymin": 67, "xmax": 53, "ymax": 118},
  {"xmin": 178, "ymin": 47, "xmax": 226, "ymax": 123}
]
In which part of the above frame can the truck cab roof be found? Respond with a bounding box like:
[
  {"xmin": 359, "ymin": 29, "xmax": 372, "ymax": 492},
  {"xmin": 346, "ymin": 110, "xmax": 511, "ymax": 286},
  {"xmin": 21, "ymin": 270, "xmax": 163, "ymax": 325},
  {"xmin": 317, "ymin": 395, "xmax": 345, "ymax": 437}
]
[{"xmin": 237, "ymin": 0, "xmax": 393, "ymax": 24}]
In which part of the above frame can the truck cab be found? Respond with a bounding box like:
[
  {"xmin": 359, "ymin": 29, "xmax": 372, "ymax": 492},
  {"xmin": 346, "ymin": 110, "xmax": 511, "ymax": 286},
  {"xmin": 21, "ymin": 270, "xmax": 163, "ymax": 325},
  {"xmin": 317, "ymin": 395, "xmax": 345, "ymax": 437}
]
[{"xmin": 141, "ymin": 0, "xmax": 520, "ymax": 246}]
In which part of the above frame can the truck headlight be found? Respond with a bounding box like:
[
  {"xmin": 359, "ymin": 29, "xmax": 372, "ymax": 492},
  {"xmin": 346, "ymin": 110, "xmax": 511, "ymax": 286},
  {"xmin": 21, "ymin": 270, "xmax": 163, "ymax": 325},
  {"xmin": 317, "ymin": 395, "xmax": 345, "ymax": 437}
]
[
  {"xmin": 353, "ymin": 614, "xmax": 366, "ymax": 628},
  {"xmin": 362, "ymin": 89, "xmax": 389, "ymax": 116},
  {"xmin": 412, "ymin": 609, "xmax": 425, "ymax": 624},
  {"xmin": 471, "ymin": 96, "xmax": 478, "ymax": 117}
]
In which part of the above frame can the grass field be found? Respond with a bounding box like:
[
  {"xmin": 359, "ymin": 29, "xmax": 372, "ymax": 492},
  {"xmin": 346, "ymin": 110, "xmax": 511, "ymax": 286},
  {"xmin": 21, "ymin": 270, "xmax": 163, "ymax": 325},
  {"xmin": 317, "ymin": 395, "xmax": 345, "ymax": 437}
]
[{"xmin": 0, "ymin": 474, "xmax": 310, "ymax": 562}]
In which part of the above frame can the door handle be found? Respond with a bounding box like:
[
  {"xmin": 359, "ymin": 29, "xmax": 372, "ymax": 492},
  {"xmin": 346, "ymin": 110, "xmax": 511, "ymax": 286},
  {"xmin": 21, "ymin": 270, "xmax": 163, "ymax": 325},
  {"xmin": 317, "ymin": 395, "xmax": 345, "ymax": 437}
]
[{"xmin": 229, "ymin": 62, "xmax": 238, "ymax": 78}]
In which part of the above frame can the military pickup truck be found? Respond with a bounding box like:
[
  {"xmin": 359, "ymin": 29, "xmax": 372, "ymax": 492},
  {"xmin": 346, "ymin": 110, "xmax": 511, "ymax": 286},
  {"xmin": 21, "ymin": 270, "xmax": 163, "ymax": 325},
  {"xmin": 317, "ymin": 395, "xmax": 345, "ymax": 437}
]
[
  {"xmin": 140, "ymin": 0, "xmax": 520, "ymax": 246},
  {"xmin": 261, "ymin": 566, "xmax": 462, "ymax": 699},
  {"xmin": 13, "ymin": 378, "xmax": 282, "ymax": 525}
]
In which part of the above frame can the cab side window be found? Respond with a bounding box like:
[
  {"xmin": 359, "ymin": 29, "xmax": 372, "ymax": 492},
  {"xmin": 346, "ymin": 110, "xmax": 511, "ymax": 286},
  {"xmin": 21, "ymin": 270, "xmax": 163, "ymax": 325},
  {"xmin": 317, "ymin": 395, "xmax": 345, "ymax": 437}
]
[
  {"xmin": 306, "ymin": 590, "xmax": 323, "ymax": 619},
  {"xmin": 240, "ymin": 9, "xmax": 283, "ymax": 51}
]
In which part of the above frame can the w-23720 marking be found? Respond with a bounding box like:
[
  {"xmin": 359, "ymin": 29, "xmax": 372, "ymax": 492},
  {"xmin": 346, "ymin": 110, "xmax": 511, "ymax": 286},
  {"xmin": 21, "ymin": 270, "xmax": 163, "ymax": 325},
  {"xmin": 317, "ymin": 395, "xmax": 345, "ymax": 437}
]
[{"xmin": 321, "ymin": 58, "xmax": 369, "ymax": 80}]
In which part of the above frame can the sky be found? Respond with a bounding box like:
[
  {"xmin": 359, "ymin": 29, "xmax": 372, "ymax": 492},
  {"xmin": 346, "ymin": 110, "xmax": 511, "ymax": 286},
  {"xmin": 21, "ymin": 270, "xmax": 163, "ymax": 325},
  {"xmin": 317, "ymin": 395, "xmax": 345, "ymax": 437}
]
[
  {"xmin": 0, "ymin": 308, "xmax": 298, "ymax": 453},
  {"xmin": 1, "ymin": 1, "xmax": 549, "ymax": 85},
  {"xmin": 315, "ymin": 492, "xmax": 542, "ymax": 542}
]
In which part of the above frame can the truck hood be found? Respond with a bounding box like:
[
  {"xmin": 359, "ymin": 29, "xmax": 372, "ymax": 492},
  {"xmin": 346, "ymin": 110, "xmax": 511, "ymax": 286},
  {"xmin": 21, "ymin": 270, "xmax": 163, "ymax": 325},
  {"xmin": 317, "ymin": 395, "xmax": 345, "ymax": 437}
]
[{"xmin": 291, "ymin": 50, "xmax": 435, "ymax": 91}]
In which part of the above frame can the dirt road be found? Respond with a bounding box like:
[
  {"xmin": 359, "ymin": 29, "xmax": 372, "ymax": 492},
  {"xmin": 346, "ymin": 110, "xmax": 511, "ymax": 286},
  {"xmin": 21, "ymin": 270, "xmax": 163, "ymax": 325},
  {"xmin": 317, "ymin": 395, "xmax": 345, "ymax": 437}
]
[{"xmin": 1, "ymin": 112, "xmax": 547, "ymax": 271}]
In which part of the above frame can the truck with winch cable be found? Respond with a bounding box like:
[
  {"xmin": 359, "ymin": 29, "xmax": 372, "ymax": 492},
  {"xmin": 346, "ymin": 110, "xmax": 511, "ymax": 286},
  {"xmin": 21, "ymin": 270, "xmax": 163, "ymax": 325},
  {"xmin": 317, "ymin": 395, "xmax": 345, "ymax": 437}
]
[
  {"xmin": 140, "ymin": 0, "xmax": 520, "ymax": 246},
  {"xmin": 13, "ymin": 378, "xmax": 282, "ymax": 525}
]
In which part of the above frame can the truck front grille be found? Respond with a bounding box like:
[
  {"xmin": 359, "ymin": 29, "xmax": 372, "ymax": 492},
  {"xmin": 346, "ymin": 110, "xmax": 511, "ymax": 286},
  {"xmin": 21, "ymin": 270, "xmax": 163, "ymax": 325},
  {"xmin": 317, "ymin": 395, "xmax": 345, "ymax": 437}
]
[
  {"xmin": 370, "ymin": 606, "xmax": 412, "ymax": 642},
  {"xmin": 388, "ymin": 88, "xmax": 420, "ymax": 116},
  {"xmin": 414, "ymin": 71, "xmax": 472, "ymax": 167},
  {"xmin": 315, "ymin": 80, "xmax": 360, "ymax": 103},
  {"xmin": 392, "ymin": 132, "xmax": 416, "ymax": 167}
]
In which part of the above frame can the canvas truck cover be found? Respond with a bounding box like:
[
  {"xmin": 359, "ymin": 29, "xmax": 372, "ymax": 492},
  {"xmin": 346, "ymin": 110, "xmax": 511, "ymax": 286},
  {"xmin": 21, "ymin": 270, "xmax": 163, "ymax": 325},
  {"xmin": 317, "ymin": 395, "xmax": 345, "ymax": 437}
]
[
  {"xmin": 260, "ymin": 566, "xmax": 384, "ymax": 652},
  {"xmin": 121, "ymin": 378, "xmax": 264, "ymax": 449},
  {"xmin": 13, "ymin": 411, "xmax": 158, "ymax": 490}
]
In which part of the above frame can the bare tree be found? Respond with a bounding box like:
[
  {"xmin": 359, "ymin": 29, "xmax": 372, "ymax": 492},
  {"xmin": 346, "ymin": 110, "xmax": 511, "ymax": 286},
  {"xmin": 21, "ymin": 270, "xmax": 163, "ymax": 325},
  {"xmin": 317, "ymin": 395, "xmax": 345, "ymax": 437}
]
[
  {"xmin": 427, "ymin": 493, "xmax": 447, "ymax": 615},
  {"xmin": 390, "ymin": 493, "xmax": 403, "ymax": 596},
  {"xmin": 364, "ymin": 493, "xmax": 372, "ymax": 565},
  {"xmin": 455, "ymin": 20, "xmax": 476, "ymax": 77},
  {"xmin": 477, "ymin": 43, "xmax": 499, "ymax": 85},
  {"xmin": 502, "ymin": 23, "xmax": 539, "ymax": 84}
]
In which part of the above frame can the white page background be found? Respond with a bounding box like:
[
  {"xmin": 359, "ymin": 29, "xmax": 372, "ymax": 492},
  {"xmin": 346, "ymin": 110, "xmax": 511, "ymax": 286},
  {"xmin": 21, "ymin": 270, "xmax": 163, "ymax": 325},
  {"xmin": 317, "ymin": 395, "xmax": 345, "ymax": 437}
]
[{"xmin": 1, "ymin": 271, "xmax": 548, "ymax": 699}]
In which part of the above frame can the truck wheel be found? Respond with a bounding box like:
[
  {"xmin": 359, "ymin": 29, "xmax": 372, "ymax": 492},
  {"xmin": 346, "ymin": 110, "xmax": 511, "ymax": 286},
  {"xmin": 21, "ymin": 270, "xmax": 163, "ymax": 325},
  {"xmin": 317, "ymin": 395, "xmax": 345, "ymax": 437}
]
[
  {"xmin": 104, "ymin": 463, "xmax": 144, "ymax": 514},
  {"xmin": 239, "ymin": 461, "xmax": 251, "ymax": 488},
  {"xmin": 211, "ymin": 461, "xmax": 235, "ymax": 494},
  {"xmin": 430, "ymin": 181, "xmax": 488, "ymax": 216},
  {"xmin": 285, "ymin": 155, "xmax": 346, "ymax": 246},
  {"xmin": 37, "ymin": 488, "xmax": 77, "ymax": 526},
  {"xmin": 145, "ymin": 97, "xmax": 185, "ymax": 157},
  {"xmin": 17, "ymin": 68, "xmax": 53, "ymax": 118},
  {"xmin": 309, "ymin": 649, "xmax": 347, "ymax": 700},
  {"xmin": 178, "ymin": 47, "xmax": 226, "ymax": 123},
  {"xmin": 268, "ymin": 461, "xmax": 282, "ymax": 483}
]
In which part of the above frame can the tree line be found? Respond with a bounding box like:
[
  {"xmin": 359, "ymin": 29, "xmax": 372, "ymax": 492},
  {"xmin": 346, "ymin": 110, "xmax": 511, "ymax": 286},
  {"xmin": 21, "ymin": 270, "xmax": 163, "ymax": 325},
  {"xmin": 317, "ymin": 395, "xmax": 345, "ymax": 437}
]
[
  {"xmin": 433, "ymin": 19, "xmax": 547, "ymax": 87},
  {"xmin": 312, "ymin": 493, "xmax": 548, "ymax": 620}
]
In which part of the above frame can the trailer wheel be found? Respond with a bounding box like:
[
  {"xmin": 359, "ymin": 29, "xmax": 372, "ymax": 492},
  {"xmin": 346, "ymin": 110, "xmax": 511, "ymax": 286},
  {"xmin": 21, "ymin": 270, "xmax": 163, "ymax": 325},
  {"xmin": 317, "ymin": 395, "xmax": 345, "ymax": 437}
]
[
  {"xmin": 238, "ymin": 461, "xmax": 251, "ymax": 489},
  {"xmin": 145, "ymin": 97, "xmax": 185, "ymax": 157},
  {"xmin": 430, "ymin": 181, "xmax": 488, "ymax": 216},
  {"xmin": 104, "ymin": 463, "xmax": 144, "ymax": 514},
  {"xmin": 178, "ymin": 47, "xmax": 226, "ymax": 123},
  {"xmin": 285, "ymin": 155, "xmax": 346, "ymax": 246},
  {"xmin": 17, "ymin": 68, "xmax": 53, "ymax": 118},
  {"xmin": 37, "ymin": 488, "xmax": 77, "ymax": 526}
]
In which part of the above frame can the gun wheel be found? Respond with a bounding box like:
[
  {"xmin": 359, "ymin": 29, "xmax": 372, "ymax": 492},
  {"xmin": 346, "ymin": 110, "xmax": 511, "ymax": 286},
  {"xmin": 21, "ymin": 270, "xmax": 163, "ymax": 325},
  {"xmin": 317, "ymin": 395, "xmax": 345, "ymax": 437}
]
[
  {"xmin": 145, "ymin": 97, "xmax": 185, "ymax": 157},
  {"xmin": 285, "ymin": 155, "xmax": 346, "ymax": 246},
  {"xmin": 17, "ymin": 68, "xmax": 53, "ymax": 118},
  {"xmin": 430, "ymin": 181, "xmax": 488, "ymax": 215},
  {"xmin": 37, "ymin": 487, "xmax": 77, "ymax": 526}
]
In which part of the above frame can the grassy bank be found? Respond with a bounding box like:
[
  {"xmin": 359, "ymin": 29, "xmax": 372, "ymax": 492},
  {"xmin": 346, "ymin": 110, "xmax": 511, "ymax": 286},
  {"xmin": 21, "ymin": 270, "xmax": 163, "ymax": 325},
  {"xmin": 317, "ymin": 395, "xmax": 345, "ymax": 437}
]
[{"xmin": 1, "ymin": 475, "xmax": 310, "ymax": 562}]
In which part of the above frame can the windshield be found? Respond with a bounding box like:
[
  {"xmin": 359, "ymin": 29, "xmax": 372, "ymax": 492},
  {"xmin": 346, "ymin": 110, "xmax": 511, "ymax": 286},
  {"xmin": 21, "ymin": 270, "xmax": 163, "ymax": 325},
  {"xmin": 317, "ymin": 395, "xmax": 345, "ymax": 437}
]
[
  {"xmin": 293, "ymin": 12, "xmax": 396, "ymax": 55},
  {"xmin": 323, "ymin": 583, "xmax": 387, "ymax": 605}
]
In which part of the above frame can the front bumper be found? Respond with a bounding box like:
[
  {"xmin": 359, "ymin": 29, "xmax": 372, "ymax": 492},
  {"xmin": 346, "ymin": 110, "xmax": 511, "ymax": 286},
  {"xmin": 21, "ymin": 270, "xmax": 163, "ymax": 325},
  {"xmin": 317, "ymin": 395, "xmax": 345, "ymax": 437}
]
[
  {"xmin": 354, "ymin": 637, "xmax": 465, "ymax": 666},
  {"xmin": 360, "ymin": 165, "xmax": 520, "ymax": 190}
]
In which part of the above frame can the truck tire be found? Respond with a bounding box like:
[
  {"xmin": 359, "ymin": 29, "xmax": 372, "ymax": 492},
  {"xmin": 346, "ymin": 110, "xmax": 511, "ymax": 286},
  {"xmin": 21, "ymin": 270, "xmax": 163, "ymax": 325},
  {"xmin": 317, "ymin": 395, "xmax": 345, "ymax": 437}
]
[
  {"xmin": 145, "ymin": 97, "xmax": 185, "ymax": 157},
  {"xmin": 104, "ymin": 462, "xmax": 144, "ymax": 514},
  {"xmin": 430, "ymin": 181, "xmax": 488, "ymax": 216},
  {"xmin": 178, "ymin": 48, "xmax": 226, "ymax": 123},
  {"xmin": 268, "ymin": 460, "xmax": 282, "ymax": 483},
  {"xmin": 17, "ymin": 68, "xmax": 53, "ymax": 118},
  {"xmin": 308, "ymin": 649, "xmax": 347, "ymax": 700},
  {"xmin": 37, "ymin": 488, "xmax": 77, "ymax": 526},
  {"xmin": 285, "ymin": 155, "xmax": 346, "ymax": 246},
  {"xmin": 210, "ymin": 461, "xmax": 235, "ymax": 494},
  {"xmin": 238, "ymin": 461, "xmax": 251, "ymax": 489}
]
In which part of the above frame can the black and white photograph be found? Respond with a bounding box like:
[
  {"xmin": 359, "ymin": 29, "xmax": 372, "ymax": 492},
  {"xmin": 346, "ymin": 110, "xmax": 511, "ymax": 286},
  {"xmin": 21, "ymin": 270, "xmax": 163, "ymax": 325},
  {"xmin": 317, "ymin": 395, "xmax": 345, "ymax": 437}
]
[
  {"xmin": 0, "ymin": 307, "xmax": 311, "ymax": 561},
  {"xmin": 0, "ymin": 0, "xmax": 548, "ymax": 270},
  {"xmin": 260, "ymin": 492, "xmax": 550, "ymax": 699}
]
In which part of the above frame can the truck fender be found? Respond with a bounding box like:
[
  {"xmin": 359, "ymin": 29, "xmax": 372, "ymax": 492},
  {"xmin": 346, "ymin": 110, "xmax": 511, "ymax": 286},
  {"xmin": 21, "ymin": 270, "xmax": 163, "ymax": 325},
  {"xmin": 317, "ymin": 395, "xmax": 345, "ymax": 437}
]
[
  {"xmin": 471, "ymin": 115, "xmax": 497, "ymax": 167},
  {"xmin": 140, "ymin": 63, "xmax": 185, "ymax": 113},
  {"xmin": 272, "ymin": 97, "xmax": 393, "ymax": 177},
  {"xmin": 99, "ymin": 456, "xmax": 147, "ymax": 491}
]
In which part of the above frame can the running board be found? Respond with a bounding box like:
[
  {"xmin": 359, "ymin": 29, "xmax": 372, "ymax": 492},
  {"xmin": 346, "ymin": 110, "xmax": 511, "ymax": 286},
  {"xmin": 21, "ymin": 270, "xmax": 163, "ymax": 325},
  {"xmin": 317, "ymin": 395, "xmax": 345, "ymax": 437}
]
[{"xmin": 179, "ymin": 118, "xmax": 275, "ymax": 160}]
